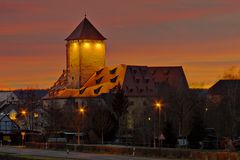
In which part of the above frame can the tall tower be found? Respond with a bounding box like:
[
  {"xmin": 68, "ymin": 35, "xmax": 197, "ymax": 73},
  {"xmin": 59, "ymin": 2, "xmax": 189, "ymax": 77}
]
[{"xmin": 65, "ymin": 17, "xmax": 106, "ymax": 88}]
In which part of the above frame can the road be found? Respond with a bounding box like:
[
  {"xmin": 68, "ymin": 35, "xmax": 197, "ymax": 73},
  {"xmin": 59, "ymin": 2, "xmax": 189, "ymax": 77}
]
[{"xmin": 0, "ymin": 146, "xmax": 175, "ymax": 160}]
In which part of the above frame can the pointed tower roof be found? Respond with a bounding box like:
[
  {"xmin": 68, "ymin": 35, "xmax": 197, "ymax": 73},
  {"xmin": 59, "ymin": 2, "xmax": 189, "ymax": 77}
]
[{"xmin": 65, "ymin": 17, "xmax": 106, "ymax": 41}]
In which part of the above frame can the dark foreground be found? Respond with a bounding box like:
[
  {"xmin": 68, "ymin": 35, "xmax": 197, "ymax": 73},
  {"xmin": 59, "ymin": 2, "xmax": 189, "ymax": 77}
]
[{"xmin": 0, "ymin": 146, "xmax": 172, "ymax": 160}]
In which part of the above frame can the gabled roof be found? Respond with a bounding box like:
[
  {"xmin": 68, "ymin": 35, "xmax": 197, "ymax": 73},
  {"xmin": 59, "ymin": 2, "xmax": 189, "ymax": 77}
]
[
  {"xmin": 0, "ymin": 91, "xmax": 18, "ymax": 102},
  {"xmin": 148, "ymin": 66, "xmax": 189, "ymax": 90},
  {"xmin": 209, "ymin": 80, "xmax": 240, "ymax": 95},
  {"xmin": 65, "ymin": 17, "xmax": 106, "ymax": 41},
  {"xmin": 45, "ymin": 64, "xmax": 190, "ymax": 99}
]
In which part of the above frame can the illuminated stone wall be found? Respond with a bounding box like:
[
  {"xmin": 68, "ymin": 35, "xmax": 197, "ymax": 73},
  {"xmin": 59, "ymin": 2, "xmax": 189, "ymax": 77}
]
[{"xmin": 66, "ymin": 40, "xmax": 105, "ymax": 88}]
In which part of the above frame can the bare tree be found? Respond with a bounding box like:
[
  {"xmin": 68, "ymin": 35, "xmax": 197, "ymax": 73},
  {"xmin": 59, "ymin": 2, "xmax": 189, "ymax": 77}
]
[
  {"xmin": 89, "ymin": 105, "xmax": 117, "ymax": 144},
  {"xmin": 206, "ymin": 68, "xmax": 240, "ymax": 137},
  {"xmin": 223, "ymin": 66, "xmax": 240, "ymax": 80},
  {"xmin": 111, "ymin": 84, "xmax": 129, "ymax": 138},
  {"xmin": 45, "ymin": 100, "xmax": 64, "ymax": 140}
]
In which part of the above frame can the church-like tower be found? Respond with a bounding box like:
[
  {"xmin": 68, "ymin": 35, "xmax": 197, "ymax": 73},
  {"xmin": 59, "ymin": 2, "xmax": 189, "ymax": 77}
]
[{"xmin": 65, "ymin": 17, "xmax": 106, "ymax": 88}]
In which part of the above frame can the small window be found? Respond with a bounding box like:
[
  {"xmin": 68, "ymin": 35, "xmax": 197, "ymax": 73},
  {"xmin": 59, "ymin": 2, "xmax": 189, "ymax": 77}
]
[
  {"xmin": 96, "ymin": 76, "xmax": 103, "ymax": 84},
  {"xmin": 110, "ymin": 68, "xmax": 117, "ymax": 74},
  {"xmin": 135, "ymin": 79, "xmax": 140, "ymax": 83},
  {"xmin": 96, "ymin": 68, "xmax": 104, "ymax": 75},
  {"xmin": 94, "ymin": 86, "xmax": 102, "ymax": 94},
  {"xmin": 145, "ymin": 79, "xmax": 149, "ymax": 83},
  {"xmin": 129, "ymin": 89, "xmax": 133, "ymax": 93},
  {"xmin": 110, "ymin": 76, "xmax": 118, "ymax": 83},
  {"xmin": 72, "ymin": 77, "xmax": 74, "ymax": 80},
  {"xmin": 79, "ymin": 87, "xmax": 86, "ymax": 94},
  {"xmin": 140, "ymin": 89, "xmax": 143, "ymax": 93}
]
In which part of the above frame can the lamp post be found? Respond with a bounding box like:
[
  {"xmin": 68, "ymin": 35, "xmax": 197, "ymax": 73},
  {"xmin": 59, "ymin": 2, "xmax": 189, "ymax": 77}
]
[
  {"xmin": 21, "ymin": 109, "xmax": 29, "ymax": 129},
  {"xmin": 154, "ymin": 101, "xmax": 162, "ymax": 148},
  {"xmin": 77, "ymin": 106, "xmax": 85, "ymax": 145}
]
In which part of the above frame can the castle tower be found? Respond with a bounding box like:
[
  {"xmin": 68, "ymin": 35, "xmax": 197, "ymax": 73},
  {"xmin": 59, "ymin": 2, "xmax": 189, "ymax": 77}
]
[{"xmin": 65, "ymin": 17, "xmax": 106, "ymax": 88}]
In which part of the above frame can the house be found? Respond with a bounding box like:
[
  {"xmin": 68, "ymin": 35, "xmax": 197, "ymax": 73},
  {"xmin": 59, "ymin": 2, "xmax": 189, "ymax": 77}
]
[
  {"xmin": 206, "ymin": 80, "xmax": 240, "ymax": 137},
  {"xmin": 0, "ymin": 113, "xmax": 20, "ymax": 144},
  {"xmin": 0, "ymin": 91, "xmax": 19, "ymax": 110}
]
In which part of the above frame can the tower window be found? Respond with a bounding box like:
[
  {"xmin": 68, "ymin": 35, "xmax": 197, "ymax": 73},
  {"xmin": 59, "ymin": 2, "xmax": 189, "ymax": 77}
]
[{"xmin": 72, "ymin": 77, "xmax": 74, "ymax": 80}]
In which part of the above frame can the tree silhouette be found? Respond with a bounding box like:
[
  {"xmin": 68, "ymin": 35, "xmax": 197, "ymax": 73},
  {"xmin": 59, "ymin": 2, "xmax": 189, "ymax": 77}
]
[
  {"xmin": 188, "ymin": 110, "xmax": 205, "ymax": 149},
  {"xmin": 111, "ymin": 84, "xmax": 129, "ymax": 138},
  {"xmin": 111, "ymin": 84, "xmax": 129, "ymax": 119}
]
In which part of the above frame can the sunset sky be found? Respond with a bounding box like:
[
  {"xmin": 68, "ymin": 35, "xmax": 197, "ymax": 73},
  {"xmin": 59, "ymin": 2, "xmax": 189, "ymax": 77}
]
[{"xmin": 1, "ymin": 0, "xmax": 240, "ymax": 90}]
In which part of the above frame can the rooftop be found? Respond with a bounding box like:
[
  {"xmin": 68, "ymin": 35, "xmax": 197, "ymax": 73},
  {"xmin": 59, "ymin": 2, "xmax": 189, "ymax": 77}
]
[{"xmin": 65, "ymin": 17, "xmax": 106, "ymax": 41}]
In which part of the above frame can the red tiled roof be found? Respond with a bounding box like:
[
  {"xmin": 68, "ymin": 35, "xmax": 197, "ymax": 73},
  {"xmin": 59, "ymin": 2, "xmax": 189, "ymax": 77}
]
[{"xmin": 65, "ymin": 17, "xmax": 106, "ymax": 41}]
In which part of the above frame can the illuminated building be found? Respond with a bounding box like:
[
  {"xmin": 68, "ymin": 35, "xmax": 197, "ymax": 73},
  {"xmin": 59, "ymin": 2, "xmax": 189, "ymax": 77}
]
[{"xmin": 44, "ymin": 17, "xmax": 189, "ymax": 107}]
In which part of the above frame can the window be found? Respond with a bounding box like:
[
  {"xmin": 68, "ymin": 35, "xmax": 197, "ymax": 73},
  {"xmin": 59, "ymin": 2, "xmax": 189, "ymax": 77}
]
[
  {"xmin": 96, "ymin": 76, "xmax": 103, "ymax": 84},
  {"xmin": 94, "ymin": 86, "xmax": 102, "ymax": 94},
  {"xmin": 110, "ymin": 68, "xmax": 117, "ymax": 74},
  {"xmin": 79, "ymin": 87, "xmax": 86, "ymax": 94},
  {"xmin": 96, "ymin": 68, "xmax": 104, "ymax": 75},
  {"xmin": 110, "ymin": 76, "xmax": 118, "ymax": 83},
  {"xmin": 135, "ymin": 79, "xmax": 140, "ymax": 83}
]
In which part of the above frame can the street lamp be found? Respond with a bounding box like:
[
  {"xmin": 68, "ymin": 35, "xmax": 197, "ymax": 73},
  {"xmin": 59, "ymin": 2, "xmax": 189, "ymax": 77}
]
[
  {"xmin": 21, "ymin": 110, "xmax": 27, "ymax": 117},
  {"xmin": 154, "ymin": 101, "xmax": 162, "ymax": 148},
  {"xmin": 77, "ymin": 106, "xmax": 85, "ymax": 145},
  {"xmin": 20, "ymin": 109, "xmax": 29, "ymax": 129}
]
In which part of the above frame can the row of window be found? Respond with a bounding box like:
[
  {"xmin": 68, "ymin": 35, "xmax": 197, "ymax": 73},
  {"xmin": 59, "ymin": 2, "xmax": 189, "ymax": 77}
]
[
  {"xmin": 125, "ymin": 86, "xmax": 153, "ymax": 93},
  {"xmin": 95, "ymin": 75, "xmax": 119, "ymax": 85},
  {"xmin": 96, "ymin": 67, "xmax": 117, "ymax": 76}
]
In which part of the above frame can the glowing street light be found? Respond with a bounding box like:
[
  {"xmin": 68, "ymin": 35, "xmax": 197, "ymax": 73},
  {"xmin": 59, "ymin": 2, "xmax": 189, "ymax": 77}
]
[
  {"xmin": 77, "ymin": 106, "xmax": 86, "ymax": 145},
  {"xmin": 79, "ymin": 107, "xmax": 85, "ymax": 114},
  {"xmin": 153, "ymin": 101, "xmax": 163, "ymax": 148},
  {"xmin": 21, "ymin": 110, "xmax": 27, "ymax": 117}
]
